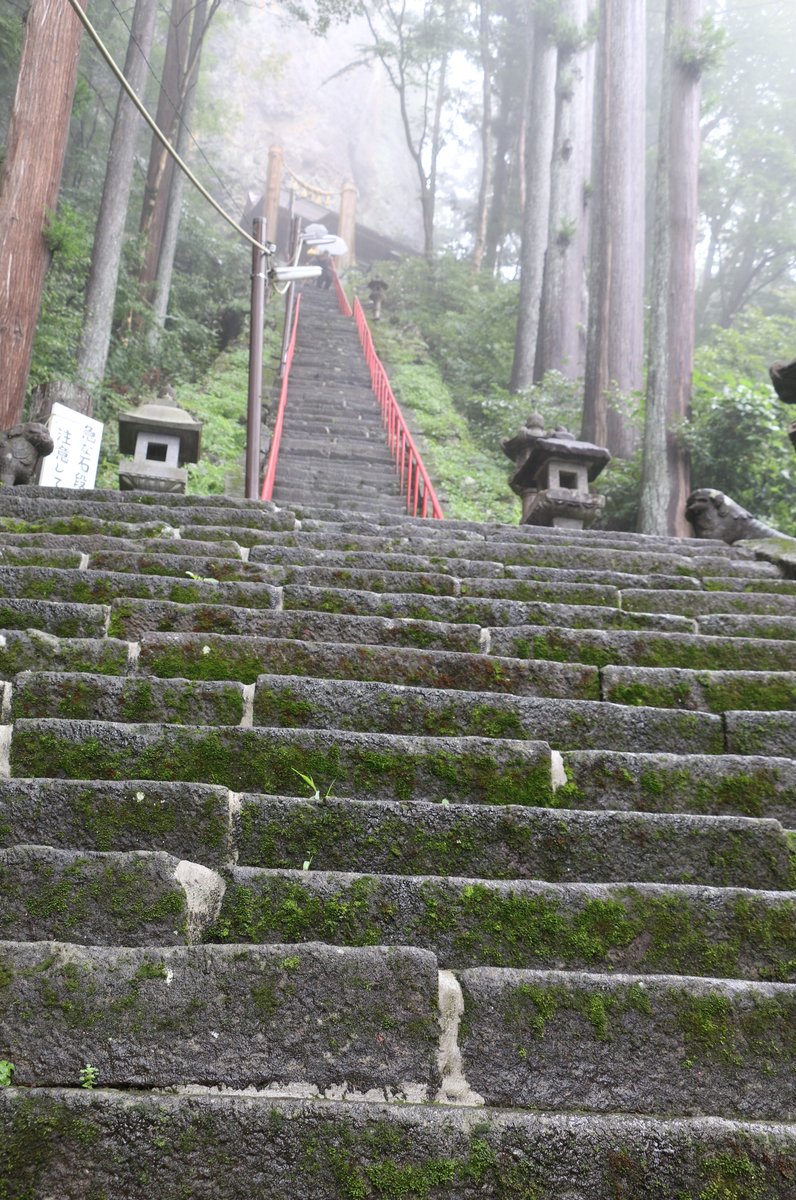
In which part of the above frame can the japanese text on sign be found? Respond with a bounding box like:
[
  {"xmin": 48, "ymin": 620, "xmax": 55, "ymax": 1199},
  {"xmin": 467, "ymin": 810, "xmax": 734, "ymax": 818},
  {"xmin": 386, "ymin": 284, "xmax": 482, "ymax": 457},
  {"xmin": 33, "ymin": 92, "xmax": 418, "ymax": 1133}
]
[{"xmin": 39, "ymin": 404, "xmax": 103, "ymax": 490}]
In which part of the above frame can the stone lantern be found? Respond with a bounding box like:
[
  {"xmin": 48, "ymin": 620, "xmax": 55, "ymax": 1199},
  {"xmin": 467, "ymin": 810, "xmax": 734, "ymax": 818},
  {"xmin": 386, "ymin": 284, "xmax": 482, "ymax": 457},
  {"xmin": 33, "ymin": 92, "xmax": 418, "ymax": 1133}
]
[
  {"xmin": 503, "ymin": 422, "xmax": 610, "ymax": 528},
  {"xmin": 118, "ymin": 402, "xmax": 202, "ymax": 494}
]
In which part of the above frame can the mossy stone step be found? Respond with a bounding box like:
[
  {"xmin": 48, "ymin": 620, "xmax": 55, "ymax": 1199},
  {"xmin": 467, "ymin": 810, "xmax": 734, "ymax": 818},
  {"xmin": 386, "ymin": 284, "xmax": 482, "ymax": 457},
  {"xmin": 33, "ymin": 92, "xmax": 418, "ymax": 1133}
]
[
  {"xmin": 725, "ymin": 711, "xmax": 796, "ymax": 757},
  {"xmin": 0, "ymin": 941, "xmax": 439, "ymax": 1095},
  {"xmin": 268, "ymin": 565, "xmax": 461, "ymax": 595},
  {"xmin": 10, "ymin": 720, "xmax": 554, "ymax": 806},
  {"xmin": 213, "ymin": 868, "xmax": 796, "ymax": 980},
  {"xmin": 491, "ymin": 624, "xmax": 796, "ymax": 671},
  {"xmin": 110, "ymin": 598, "xmax": 483, "ymax": 651},
  {"xmin": 280, "ymin": 585, "xmax": 693, "ymax": 632},
  {"xmin": 137, "ymin": 632, "xmax": 599, "ymax": 698},
  {"xmin": 0, "ymin": 565, "xmax": 281, "ymax": 610},
  {"xmin": 251, "ymin": 674, "xmax": 725, "ymax": 754},
  {"xmin": 0, "ymin": 597, "xmax": 107, "ymax": 638},
  {"xmin": 0, "ymin": 632, "xmax": 129, "ymax": 680},
  {"xmin": 0, "ymin": 531, "xmax": 245, "ymax": 558},
  {"xmin": 2, "ymin": 1090, "xmax": 795, "ymax": 1200},
  {"xmin": 14, "ymin": 485, "xmax": 280, "ymax": 511},
  {"xmin": 0, "ymin": 545, "xmax": 83, "ymax": 569},
  {"xmin": 703, "ymin": 573, "xmax": 796, "ymax": 595},
  {"xmin": 0, "ymin": 846, "xmax": 223, "ymax": 945},
  {"xmin": 248, "ymin": 544, "xmax": 507, "ymax": 578},
  {"xmin": 85, "ymin": 551, "xmax": 270, "ymax": 583},
  {"xmin": 11, "ymin": 672, "xmax": 246, "ymax": 727},
  {"xmin": 0, "ymin": 495, "xmax": 297, "ymax": 531},
  {"xmin": 0, "ymin": 778, "xmax": 231, "ymax": 864},
  {"xmin": 622, "ymin": 587, "xmax": 796, "ymax": 617},
  {"xmin": 697, "ymin": 612, "xmax": 796, "ymax": 640},
  {"xmin": 237, "ymin": 794, "xmax": 794, "ymax": 889},
  {"xmin": 603, "ymin": 665, "xmax": 796, "ymax": 713},
  {"xmin": 458, "ymin": 968, "xmax": 796, "ymax": 1119},
  {"xmin": 560, "ymin": 751, "xmax": 796, "ymax": 824}
]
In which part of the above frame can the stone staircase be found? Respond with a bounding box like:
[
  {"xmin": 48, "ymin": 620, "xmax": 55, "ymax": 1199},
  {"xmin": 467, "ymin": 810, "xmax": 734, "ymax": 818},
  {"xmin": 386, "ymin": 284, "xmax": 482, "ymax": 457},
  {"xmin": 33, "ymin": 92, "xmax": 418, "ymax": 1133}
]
[
  {"xmin": 0, "ymin": 481, "xmax": 795, "ymax": 1197},
  {"xmin": 269, "ymin": 286, "xmax": 408, "ymax": 514}
]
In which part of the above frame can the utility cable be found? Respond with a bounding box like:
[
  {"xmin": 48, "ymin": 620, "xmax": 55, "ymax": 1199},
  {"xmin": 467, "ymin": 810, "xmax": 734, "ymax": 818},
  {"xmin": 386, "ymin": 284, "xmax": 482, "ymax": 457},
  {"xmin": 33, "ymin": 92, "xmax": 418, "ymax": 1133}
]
[
  {"xmin": 63, "ymin": 0, "xmax": 271, "ymax": 255},
  {"xmin": 106, "ymin": 0, "xmax": 239, "ymax": 212}
]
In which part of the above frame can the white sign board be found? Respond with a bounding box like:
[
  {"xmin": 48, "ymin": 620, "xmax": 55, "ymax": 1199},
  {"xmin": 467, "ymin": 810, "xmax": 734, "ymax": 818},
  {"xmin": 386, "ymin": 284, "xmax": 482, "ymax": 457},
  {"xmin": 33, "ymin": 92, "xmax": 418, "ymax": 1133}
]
[{"xmin": 39, "ymin": 403, "xmax": 103, "ymax": 490}]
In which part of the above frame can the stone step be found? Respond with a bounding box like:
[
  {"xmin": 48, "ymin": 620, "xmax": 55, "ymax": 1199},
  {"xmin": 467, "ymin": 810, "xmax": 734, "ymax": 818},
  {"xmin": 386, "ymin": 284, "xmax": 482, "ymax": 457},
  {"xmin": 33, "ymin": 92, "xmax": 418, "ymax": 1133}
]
[
  {"xmin": 0, "ymin": 597, "xmax": 107, "ymax": 638},
  {"xmin": 492, "ymin": 624, "xmax": 796, "ymax": 671},
  {"xmin": 276, "ymin": 439, "xmax": 397, "ymax": 463},
  {"xmin": 249, "ymin": 545, "xmax": 508, "ymax": 578},
  {"xmin": 0, "ymin": 778, "xmax": 233, "ymax": 865},
  {"xmin": 560, "ymin": 750, "xmax": 796, "ymax": 825},
  {"xmin": 0, "ymin": 631, "xmax": 129, "ymax": 679},
  {"xmin": 0, "ymin": 544, "xmax": 83, "ymax": 569},
  {"xmin": 250, "ymin": 674, "xmax": 725, "ymax": 754},
  {"xmin": 622, "ymin": 587, "xmax": 796, "ymax": 617},
  {"xmin": 698, "ymin": 612, "xmax": 796, "ymax": 640},
  {"xmin": 2, "ymin": 1090, "xmax": 794, "ymax": 1198},
  {"xmin": 84, "ymin": 551, "xmax": 272, "ymax": 583},
  {"xmin": 725, "ymin": 710, "xmax": 796, "ymax": 757},
  {"xmin": 0, "ymin": 845, "xmax": 224, "ymax": 945},
  {"xmin": 457, "ymin": 967, "xmax": 796, "ymax": 1119},
  {"xmin": 280, "ymin": 584, "xmax": 695, "ymax": 632},
  {"xmin": 0, "ymin": 531, "xmax": 245, "ymax": 557},
  {"xmin": 236, "ymin": 794, "xmax": 793, "ymax": 889},
  {"xmin": 0, "ymin": 495, "xmax": 296, "ymax": 532},
  {"xmin": 0, "ymin": 564, "xmax": 281, "ymax": 610},
  {"xmin": 10, "ymin": 721, "xmax": 555, "ymax": 806},
  {"xmin": 254, "ymin": 565, "xmax": 462, "ymax": 595},
  {"xmin": 704, "ymin": 573, "xmax": 796, "ymax": 594},
  {"xmin": 0, "ymin": 941, "xmax": 439, "ymax": 1095},
  {"xmin": 213, "ymin": 867, "xmax": 796, "ymax": 980},
  {"xmin": 136, "ymin": 631, "xmax": 600, "ymax": 698},
  {"xmin": 602, "ymin": 664, "xmax": 796, "ymax": 713},
  {"xmin": 10, "ymin": 672, "xmax": 246, "ymax": 726},
  {"xmin": 109, "ymin": 597, "xmax": 483, "ymax": 651}
]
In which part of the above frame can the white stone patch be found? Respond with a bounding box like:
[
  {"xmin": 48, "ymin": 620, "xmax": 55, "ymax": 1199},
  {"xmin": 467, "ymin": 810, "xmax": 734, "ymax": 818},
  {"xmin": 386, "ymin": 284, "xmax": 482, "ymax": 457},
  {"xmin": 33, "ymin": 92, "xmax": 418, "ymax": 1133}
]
[
  {"xmin": 227, "ymin": 792, "xmax": 241, "ymax": 864},
  {"xmin": 240, "ymin": 684, "xmax": 255, "ymax": 728},
  {"xmin": 272, "ymin": 587, "xmax": 284, "ymax": 613},
  {"xmin": 174, "ymin": 861, "xmax": 226, "ymax": 944},
  {"xmin": 78, "ymin": 553, "xmax": 90, "ymax": 571},
  {"xmin": 238, "ymin": 545, "xmax": 250, "ymax": 563},
  {"xmin": 164, "ymin": 968, "xmax": 174, "ymax": 986},
  {"xmin": 550, "ymin": 750, "xmax": 567, "ymax": 791},
  {"xmin": 0, "ymin": 683, "xmax": 12, "ymax": 725},
  {"xmin": 478, "ymin": 627, "xmax": 491, "ymax": 654},
  {"xmin": 177, "ymin": 1081, "xmax": 429, "ymax": 1103},
  {"xmin": 127, "ymin": 641, "xmax": 141, "ymax": 668},
  {"xmin": 0, "ymin": 726, "xmax": 12, "ymax": 780},
  {"xmin": 435, "ymin": 970, "xmax": 485, "ymax": 1106},
  {"xmin": 29, "ymin": 628, "xmax": 59, "ymax": 647},
  {"xmin": 0, "ymin": 635, "xmax": 6, "ymax": 649}
]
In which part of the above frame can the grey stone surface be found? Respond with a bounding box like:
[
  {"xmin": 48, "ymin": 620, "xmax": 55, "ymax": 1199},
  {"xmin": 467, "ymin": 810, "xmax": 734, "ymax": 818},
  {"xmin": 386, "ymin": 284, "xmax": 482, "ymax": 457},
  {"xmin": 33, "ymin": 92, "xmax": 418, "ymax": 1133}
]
[
  {"xmin": 0, "ymin": 941, "xmax": 440, "ymax": 1092},
  {"xmin": 251, "ymin": 673, "xmax": 725, "ymax": 754},
  {"xmin": 0, "ymin": 779, "xmax": 232, "ymax": 865},
  {"xmin": 0, "ymin": 493, "xmax": 296, "ymax": 530},
  {"xmin": 0, "ymin": 846, "xmax": 223, "ymax": 945},
  {"xmin": 0, "ymin": 532, "xmax": 244, "ymax": 557},
  {"xmin": 561, "ymin": 751, "xmax": 796, "ymax": 824},
  {"xmin": 86, "ymin": 550, "xmax": 272, "ymax": 583},
  {"xmin": 270, "ymin": 564, "xmax": 461, "ymax": 595},
  {"xmin": 602, "ymin": 665, "xmax": 796, "ymax": 713},
  {"xmin": 2, "ymin": 1091, "xmax": 795, "ymax": 1199},
  {"xmin": 249, "ymin": 543, "xmax": 507, "ymax": 578},
  {"xmin": 457, "ymin": 968, "xmax": 796, "ymax": 1119},
  {"xmin": 0, "ymin": 632, "xmax": 129, "ymax": 680},
  {"xmin": 0, "ymin": 564, "xmax": 281, "ymax": 610},
  {"xmin": 621, "ymin": 586, "xmax": 796, "ymax": 616},
  {"xmin": 214, "ymin": 868, "xmax": 796, "ymax": 979},
  {"xmin": 725, "ymin": 711, "xmax": 796, "ymax": 757},
  {"xmin": 235, "ymin": 794, "xmax": 793, "ymax": 888},
  {"xmin": 0, "ymin": 597, "xmax": 107, "ymax": 638},
  {"xmin": 11, "ymin": 671, "xmax": 245, "ymax": 726},
  {"xmin": 9, "ymin": 719, "xmax": 554, "ymax": 806},
  {"xmin": 698, "ymin": 611, "xmax": 796, "ymax": 640}
]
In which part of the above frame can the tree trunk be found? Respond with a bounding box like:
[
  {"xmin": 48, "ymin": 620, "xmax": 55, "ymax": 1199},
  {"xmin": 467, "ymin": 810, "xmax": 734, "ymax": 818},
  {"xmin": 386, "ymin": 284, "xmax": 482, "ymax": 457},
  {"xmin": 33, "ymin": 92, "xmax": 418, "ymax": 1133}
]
[
  {"xmin": 581, "ymin": 0, "xmax": 646, "ymax": 455},
  {"xmin": 148, "ymin": 0, "xmax": 209, "ymax": 345},
  {"xmin": 75, "ymin": 0, "xmax": 159, "ymax": 395},
  {"xmin": 471, "ymin": 0, "xmax": 494, "ymax": 273},
  {"xmin": 509, "ymin": 12, "xmax": 557, "ymax": 393},
  {"xmin": 138, "ymin": 0, "xmax": 192, "ymax": 293},
  {"xmin": 536, "ymin": 0, "xmax": 591, "ymax": 381},
  {"xmin": 639, "ymin": 0, "xmax": 703, "ymax": 536},
  {"xmin": 483, "ymin": 58, "xmax": 518, "ymax": 275},
  {"xmin": 0, "ymin": 0, "xmax": 84, "ymax": 428}
]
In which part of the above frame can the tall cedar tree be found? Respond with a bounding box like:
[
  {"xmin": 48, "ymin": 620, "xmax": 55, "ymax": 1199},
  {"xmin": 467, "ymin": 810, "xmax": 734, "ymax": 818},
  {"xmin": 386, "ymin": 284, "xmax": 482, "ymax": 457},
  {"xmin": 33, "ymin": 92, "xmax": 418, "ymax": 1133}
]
[
  {"xmin": 535, "ymin": 0, "xmax": 593, "ymax": 381},
  {"xmin": 639, "ymin": 0, "xmax": 704, "ymax": 536},
  {"xmin": 0, "ymin": 0, "xmax": 84, "ymax": 427},
  {"xmin": 75, "ymin": 0, "xmax": 159, "ymax": 395},
  {"xmin": 580, "ymin": 0, "xmax": 645, "ymax": 456}
]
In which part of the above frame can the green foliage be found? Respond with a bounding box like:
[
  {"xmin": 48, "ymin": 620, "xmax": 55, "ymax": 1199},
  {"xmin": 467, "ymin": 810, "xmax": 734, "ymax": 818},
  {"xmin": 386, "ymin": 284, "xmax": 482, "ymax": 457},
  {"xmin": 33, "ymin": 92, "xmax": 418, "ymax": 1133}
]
[
  {"xmin": 0, "ymin": 1060, "xmax": 14, "ymax": 1088},
  {"xmin": 685, "ymin": 310, "xmax": 796, "ymax": 535},
  {"xmin": 78, "ymin": 1063, "xmax": 98, "ymax": 1090},
  {"xmin": 673, "ymin": 16, "xmax": 729, "ymax": 78},
  {"xmin": 27, "ymin": 204, "xmax": 93, "ymax": 393}
]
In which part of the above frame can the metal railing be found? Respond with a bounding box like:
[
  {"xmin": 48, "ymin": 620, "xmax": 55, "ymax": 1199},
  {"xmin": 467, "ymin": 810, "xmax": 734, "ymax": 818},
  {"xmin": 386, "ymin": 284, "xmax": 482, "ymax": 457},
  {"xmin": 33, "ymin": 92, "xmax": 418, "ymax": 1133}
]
[
  {"xmin": 261, "ymin": 292, "xmax": 302, "ymax": 502},
  {"xmin": 352, "ymin": 296, "xmax": 444, "ymax": 519},
  {"xmin": 331, "ymin": 261, "xmax": 353, "ymax": 317}
]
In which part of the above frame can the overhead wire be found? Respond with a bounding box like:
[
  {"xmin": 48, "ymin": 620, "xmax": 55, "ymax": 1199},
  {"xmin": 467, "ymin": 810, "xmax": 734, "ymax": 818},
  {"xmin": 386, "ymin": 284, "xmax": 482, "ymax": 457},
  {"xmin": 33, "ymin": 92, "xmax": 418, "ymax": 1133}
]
[
  {"xmin": 106, "ymin": 0, "xmax": 240, "ymax": 213},
  {"xmin": 62, "ymin": 0, "xmax": 271, "ymax": 255}
]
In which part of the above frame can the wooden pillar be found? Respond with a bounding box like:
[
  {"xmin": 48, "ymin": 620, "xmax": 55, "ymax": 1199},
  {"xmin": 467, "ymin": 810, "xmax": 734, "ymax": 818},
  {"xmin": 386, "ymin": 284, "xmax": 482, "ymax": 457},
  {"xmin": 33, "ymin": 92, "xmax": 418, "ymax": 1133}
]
[
  {"xmin": 264, "ymin": 146, "xmax": 284, "ymax": 251},
  {"xmin": 338, "ymin": 180, "xmax": 357, "ymax": 269}
]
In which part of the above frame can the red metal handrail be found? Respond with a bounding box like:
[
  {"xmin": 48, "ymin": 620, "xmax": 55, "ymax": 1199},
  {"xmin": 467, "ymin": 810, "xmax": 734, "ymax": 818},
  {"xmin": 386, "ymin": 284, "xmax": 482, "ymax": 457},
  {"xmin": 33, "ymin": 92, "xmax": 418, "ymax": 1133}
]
[
  {"xmin": 352, "ymin": 296, "xmax": 444, "ymax": 519},
  {"xmin": 261, "ymin": 292, "xmax": 302, "ymax": 501}
]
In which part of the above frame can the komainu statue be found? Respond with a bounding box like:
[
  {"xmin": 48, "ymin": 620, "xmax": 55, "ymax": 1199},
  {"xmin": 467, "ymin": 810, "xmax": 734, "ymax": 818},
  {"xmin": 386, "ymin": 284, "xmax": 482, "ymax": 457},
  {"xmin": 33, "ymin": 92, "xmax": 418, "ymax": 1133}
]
[
  {"xmin": 685, "ymin": 489, "xmax": 784, "ymax": 544},
  {"xmin": 0, "ymin": 423, "xmax": 54, "ymax": 487}
]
